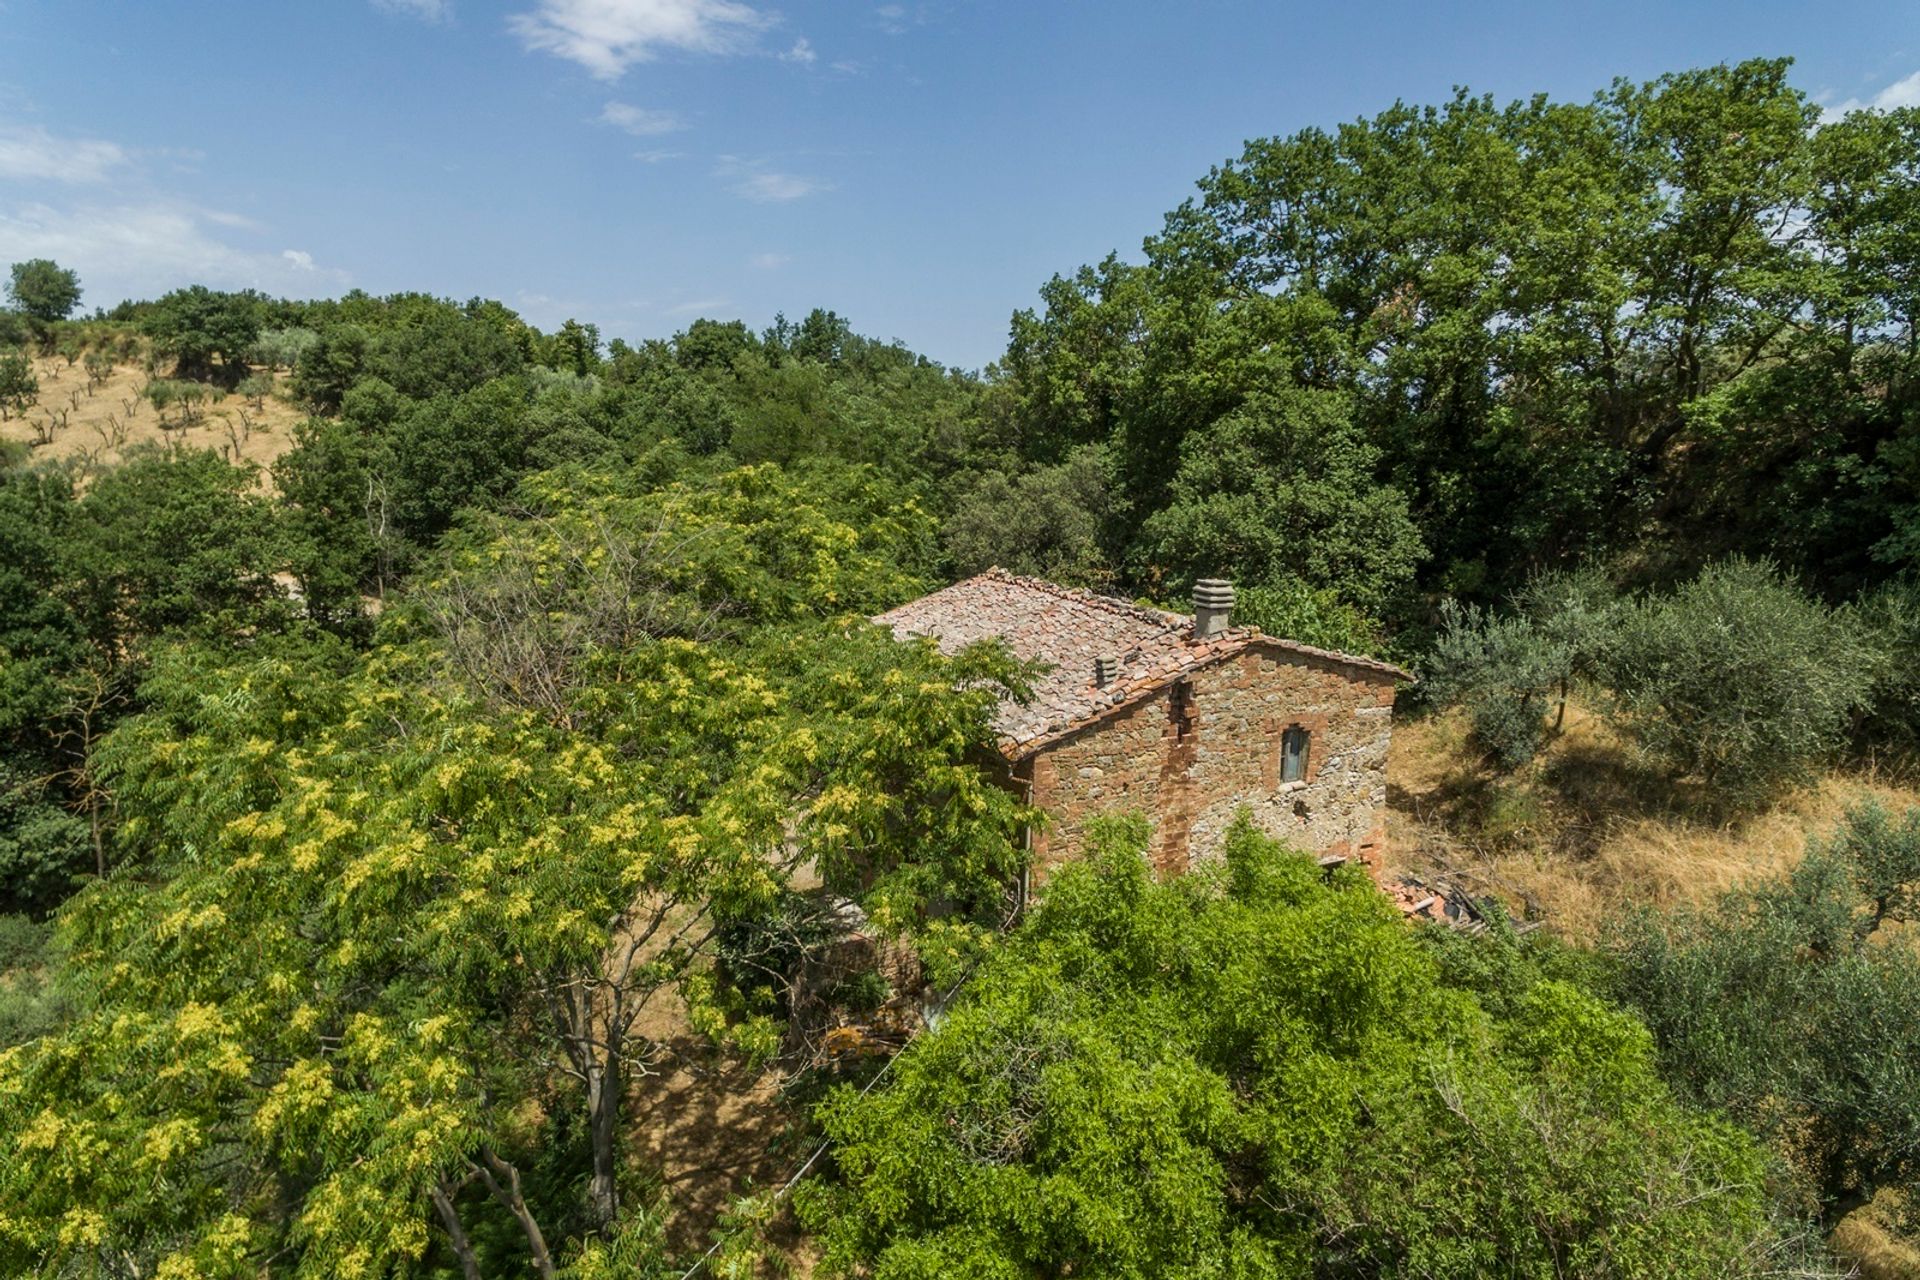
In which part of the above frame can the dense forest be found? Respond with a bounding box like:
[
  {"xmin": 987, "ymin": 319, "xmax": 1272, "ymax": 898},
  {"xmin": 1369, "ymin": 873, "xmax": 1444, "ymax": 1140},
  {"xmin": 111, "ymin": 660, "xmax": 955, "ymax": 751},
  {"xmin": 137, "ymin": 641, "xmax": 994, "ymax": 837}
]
[{"xmin": 2, "ymin": 57, "xmax": 1919, "ymax": 1277}]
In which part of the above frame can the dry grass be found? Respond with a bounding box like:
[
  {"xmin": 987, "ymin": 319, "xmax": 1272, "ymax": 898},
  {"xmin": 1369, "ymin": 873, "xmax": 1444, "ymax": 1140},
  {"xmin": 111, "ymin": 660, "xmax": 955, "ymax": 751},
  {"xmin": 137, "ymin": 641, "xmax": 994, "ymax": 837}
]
[
  {"xmin": 1833, "ymin": 1193, "xmax": 1920, "ymax": 1280},
  {"xmin": 1385, "ymin": 702, "xmax": 1920, "ymax": 940},
  {"xmin": 0, "ymin": 350, "xmax": 306, "ymax": 484}
]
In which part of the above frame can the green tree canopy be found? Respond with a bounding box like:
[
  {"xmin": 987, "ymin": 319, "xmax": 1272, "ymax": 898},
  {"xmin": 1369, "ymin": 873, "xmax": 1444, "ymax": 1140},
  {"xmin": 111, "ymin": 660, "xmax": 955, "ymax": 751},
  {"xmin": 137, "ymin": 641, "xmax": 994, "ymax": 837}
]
[
  {"xmin": 803, "ymin": 815, "xmax": 1830, "ymax": 1279},
  {"xmin": 5, "ymin": 259, "xmax": 81, "ymax": 327},
  {"xmin": 142, "ymin": 286, "xmax": 264, "ymax": 384},
  {"xmin": 1001, "ymin": 60, "xmax": 1920, "ymax": 611}
]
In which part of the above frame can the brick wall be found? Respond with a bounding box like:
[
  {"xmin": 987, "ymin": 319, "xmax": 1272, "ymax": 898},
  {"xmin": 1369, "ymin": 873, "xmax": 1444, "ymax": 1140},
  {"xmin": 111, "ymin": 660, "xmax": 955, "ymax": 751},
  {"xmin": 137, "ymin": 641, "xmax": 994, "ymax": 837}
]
[{"xmin": 1022, "ymin": 643, "xmax": 1395, "ymax": 880}]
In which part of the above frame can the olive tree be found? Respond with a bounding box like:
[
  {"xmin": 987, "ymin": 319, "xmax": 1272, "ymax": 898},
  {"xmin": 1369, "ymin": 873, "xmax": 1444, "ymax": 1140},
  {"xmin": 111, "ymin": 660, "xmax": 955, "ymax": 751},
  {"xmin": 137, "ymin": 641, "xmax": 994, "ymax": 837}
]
[
  {"xmin": 1603, "ymin": 560, "xmax": 1879, "ymax": 801},
  {"xmin": 1610, "ymin": 802, "xmax": 1920, "ymax": 1230},
  {"xmin": 0, "ymin": 349, "xmax": 37, "ymax": 421},
  {"xmin": 1424, "ymin": 567, "xmax": 1619, "ymax": 770}
]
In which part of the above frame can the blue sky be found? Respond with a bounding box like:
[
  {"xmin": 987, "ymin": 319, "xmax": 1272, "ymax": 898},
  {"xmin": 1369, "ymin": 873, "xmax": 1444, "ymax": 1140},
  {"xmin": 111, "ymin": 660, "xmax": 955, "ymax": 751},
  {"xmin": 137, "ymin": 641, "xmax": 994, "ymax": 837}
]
[{"xmin": 1, "ymin": 0, "xmax": 1916, "ymax": 371}]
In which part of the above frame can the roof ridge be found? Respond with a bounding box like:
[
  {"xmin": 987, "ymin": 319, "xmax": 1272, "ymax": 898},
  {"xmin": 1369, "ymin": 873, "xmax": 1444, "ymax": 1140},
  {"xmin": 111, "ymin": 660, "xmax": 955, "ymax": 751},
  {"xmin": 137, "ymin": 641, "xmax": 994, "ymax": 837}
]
[{"xmin": 976, "ymin": 566, "xmax": 1188, "ymax": 635}]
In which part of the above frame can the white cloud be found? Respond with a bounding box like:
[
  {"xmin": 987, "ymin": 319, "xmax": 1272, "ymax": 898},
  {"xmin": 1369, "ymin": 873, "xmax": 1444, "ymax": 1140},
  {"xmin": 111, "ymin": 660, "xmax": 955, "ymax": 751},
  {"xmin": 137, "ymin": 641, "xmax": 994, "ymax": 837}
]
[
  {"xmin": 780, "ymin": 37, "xmax": 816, "ymax": 64},
  {"xmin": 732, "ymin": 171, "xmax": 827, "ymax": 202},
  {"xmin": 0, "ymin": 124, "xmax": 130, "ymax": 184},
  {"xmin": 1870, "ymin": 69, "xmax": 1920, "ymax": 110},
  {"xmin": 599, "ymin": 101, "xmax": 687, "ymax": 136},
  {"xmin": 749, "ymin": 251, "xmax": 789, "ymax": 269},
  {"xmin": 1824, "ymin": 69, "xmax": 1920, "ymax": 119},
  {"xmin": 875, "ymin": 4, "xmax": 909, "ymax": 35},
  {"xmin": 664, "ymin": 296, "xmax": 730, "ymax": 316},
  {"xmin": 716, "ymin": 155, "xmax": 829, "ymax": 203},
  {"xmin": 0, "ymin": 201, "xmax": 345, "ymax": 300},
  {"xmin": 633, "ymin": 148, "xmax": 685, "ymax": 162},
  {"xmin": 372, "ymin": 0, "xmax": 453, "ymax": 20},
  {"xmin": 202, "ymin": 207, "xmax": 263, "ymax": 231},
  {"xmin": 509, "ymin": 0, "xmax": 770, "ymax": 79}
]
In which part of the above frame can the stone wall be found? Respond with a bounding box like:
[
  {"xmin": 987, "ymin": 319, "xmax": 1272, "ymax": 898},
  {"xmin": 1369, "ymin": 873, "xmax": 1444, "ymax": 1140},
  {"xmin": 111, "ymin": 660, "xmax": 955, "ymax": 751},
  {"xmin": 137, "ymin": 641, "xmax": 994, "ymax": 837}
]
[{"xmin": 1022, "ymin": 643, "xmax": 1395, "ymax": 880}]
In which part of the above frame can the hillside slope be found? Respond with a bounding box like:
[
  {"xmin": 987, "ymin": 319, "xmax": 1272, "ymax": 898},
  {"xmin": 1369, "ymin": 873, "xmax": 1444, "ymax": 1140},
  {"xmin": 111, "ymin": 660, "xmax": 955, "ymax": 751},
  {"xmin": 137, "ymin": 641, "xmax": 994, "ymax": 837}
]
[{"xmin": 0, "ymin": 351, "xmax": 303, "ymax": 480}]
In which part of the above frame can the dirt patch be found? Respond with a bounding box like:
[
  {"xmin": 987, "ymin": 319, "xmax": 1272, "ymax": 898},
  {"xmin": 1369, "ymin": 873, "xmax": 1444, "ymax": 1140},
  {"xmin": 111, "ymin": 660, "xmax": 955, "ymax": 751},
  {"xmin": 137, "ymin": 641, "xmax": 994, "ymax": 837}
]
[
  {"xmin": 1384, "ymin": 703, "xmax": 1920, "ymax": 939},
  {"xmin": 0, "ymin": 352, "xmax": 307, "ymax": 484},
  {"xmin": 629, "ymin": 1036, "xmax": 803, "ymax": 1252}
]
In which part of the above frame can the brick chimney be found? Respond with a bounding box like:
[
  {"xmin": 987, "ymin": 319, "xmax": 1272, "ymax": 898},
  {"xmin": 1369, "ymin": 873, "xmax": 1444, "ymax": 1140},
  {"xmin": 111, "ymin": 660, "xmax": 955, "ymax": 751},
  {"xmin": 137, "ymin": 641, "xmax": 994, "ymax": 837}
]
[{"xmin": 1192, "ymin": 579, "xmax": 1234, "ymax": 639}]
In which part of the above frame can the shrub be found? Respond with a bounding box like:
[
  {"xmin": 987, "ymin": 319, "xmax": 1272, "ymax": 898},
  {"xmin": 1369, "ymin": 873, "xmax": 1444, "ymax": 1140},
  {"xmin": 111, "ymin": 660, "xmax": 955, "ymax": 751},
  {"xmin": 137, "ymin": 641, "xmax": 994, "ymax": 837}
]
[
  {"xmin": 1852, "ymin": 576, "xmax": 1920, "ymax": 751},
  {"xmin": 1609, "ymin": 802, "xmax": 1920, "ymax": 1229},
  {"xmin": 1424, "ymin": 569, "xmax": 1619, "ymax": 770},
  {"xmin": 0, "ymin": 349, "xmax": 36, "ymax": 420},
  {"xmin": 0, "ymin": 779, "xmax": 88, "ymax": 916},
  {"xmin": 0, "ymin": 913, "xmax": 67, "ymax": 1048},
  {"xmin": 247, "ymin": 325, "xmax": 319, "ymax": 372},
  {"xmin": 1427, "ymin": 600, "xmax": 1567, "ymax": 768},
  {"xmin": 1602, "ymin": 560, "xmax": 1878, "ymax": 801}
]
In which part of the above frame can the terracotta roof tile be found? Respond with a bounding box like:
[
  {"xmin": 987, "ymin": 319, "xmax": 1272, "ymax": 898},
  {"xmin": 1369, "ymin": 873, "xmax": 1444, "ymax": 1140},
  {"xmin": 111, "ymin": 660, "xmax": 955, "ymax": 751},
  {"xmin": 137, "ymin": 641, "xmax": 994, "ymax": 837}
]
[{"xmin": 874, "ymin": 568, "xmax": 1410, "ymax": 757}]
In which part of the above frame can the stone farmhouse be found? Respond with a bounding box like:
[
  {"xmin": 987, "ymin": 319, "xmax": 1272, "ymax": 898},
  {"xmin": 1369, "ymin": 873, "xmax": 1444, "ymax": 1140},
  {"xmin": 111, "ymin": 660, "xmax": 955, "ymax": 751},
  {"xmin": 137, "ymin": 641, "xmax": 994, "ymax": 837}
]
[{"xmin": 875, "ymin": 570, "xmax": 1412, "ymax": 885}]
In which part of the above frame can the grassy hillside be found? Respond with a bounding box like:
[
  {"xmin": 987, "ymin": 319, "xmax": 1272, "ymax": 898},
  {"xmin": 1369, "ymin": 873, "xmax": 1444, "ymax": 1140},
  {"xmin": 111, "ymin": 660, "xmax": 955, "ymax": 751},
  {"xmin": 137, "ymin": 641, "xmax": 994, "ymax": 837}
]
[
  {"xmin": 0, "ymin": 350, "xmax": 303, "ymax": 480},
  {"xmin": 1385, "ymin": 702, "xmax": 1920, "ymax": 936}
]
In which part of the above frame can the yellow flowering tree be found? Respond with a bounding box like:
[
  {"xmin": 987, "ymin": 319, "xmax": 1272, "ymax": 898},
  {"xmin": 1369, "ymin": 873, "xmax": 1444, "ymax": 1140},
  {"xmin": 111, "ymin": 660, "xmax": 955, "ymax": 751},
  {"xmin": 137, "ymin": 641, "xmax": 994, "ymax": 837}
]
[{"xmin": 0, "ymin": 464, "xmax": 1033, "ymax": 1278}]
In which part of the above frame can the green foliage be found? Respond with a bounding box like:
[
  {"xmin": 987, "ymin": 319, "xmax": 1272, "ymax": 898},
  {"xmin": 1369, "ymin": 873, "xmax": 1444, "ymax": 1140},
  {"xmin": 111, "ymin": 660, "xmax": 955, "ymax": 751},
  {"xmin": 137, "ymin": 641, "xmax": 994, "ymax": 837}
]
[
  {"xmin": 0, "ymin": 771, "xmax": 89, "ymax": 916},
  {"xmin": 0, "ymin": 463, "xmax": 1034, "ymax": 1277},
  {"xmin": 0, "ymin": 347, "xmax": 37, "ymax": 419},
  {"xmin": 1427, "ymin": 602, "xmax": 1564, "ymax": 769},
  {"xmin": 0, "ymin": 466, "xmax": 84, "ymax": 744},
  {"xmin": 288, "ymin": 321, "xmax": 373, "ymax": 411},
  {"xmin": 59, "ymin": 448, "xmax": 289, "ymax": 655},
  {"xmin": 943, "ymin": 445, "xmax": 1114, "ymax": 585},
  {"xmin": 805, "ymin": 815, "xmax": 1828, "ymax": 1279},
  {"xmin": 1138, "ymin": 385, "xmax": 1425, "ymax": 614},
  {"xmin": 1610, "ymin": 802, "xmax": 1920, "ymax": 1227},
  {"xmin": 1852, "ymin": 576, "xmax": 1920, "ymax": 749},
  {"xmin": 5, "ymin": 259, "xmax": 81, "ymax": 327},
  {"xmin": 141, "ymin": 285, "xmax": 264, "ymax": 384},
  {"xmin": 1425, "ymin": 568, "xmax": 1619, "ymax": 769},
  {"xmin": 540, "ymin": 318, "xmax": 602, "ymax": 376},
  {"xmin": 1428, "ymin": 561, "xmax": 1879, "ymax": 794},
  {"xmin": 1233, "ymin": 578, "xmax": 1387, "ymax": 659},
  {"xmin": 369, "ymin": 299, "xmax": 528, "ymax": 400},
  {"xmin": 1603, "ymin": 560, "xmax": 1878, "ymax": 799},
  {"xmin": 144, "ymin": 377, "xmax": 209, "ymax": 425},
  {"xmin": 0, "ymin": 913, "xmax": 68, "ymax": 1049},
  {"xmin": 248, "ymin": 325, "xmax": 319, "ymax": 372},
  {"xmin": 1002, "ymin": 62, "xmax": 1920, "ymax": 610},
  {"xmin": 420, "ymin": 460, "xmax": 943, "ymax": 721}
]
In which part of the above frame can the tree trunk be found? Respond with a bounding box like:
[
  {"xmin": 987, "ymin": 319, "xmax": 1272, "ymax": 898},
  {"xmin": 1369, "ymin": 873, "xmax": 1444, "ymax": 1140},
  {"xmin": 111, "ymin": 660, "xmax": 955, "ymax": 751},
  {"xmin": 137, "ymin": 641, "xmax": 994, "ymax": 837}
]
[
  {"xmin": 473, "ymin": 1148, "xmax": 556, "ymax": 1280},
  {"xmin": 429, "ymin": 1180, "xmax": 484, "ymax": 1280},
  {"xmin": 585, "ymin": 1051, "xmax": 622, "ymax": 1230}
]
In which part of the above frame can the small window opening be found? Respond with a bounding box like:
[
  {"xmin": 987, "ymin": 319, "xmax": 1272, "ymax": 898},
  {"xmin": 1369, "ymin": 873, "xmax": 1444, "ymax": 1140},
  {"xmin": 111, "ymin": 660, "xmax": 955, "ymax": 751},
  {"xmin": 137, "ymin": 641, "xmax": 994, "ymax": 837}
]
[{"xmin": 1281, "ymin": 726, "xmax": 1310, "ymax": 784}]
